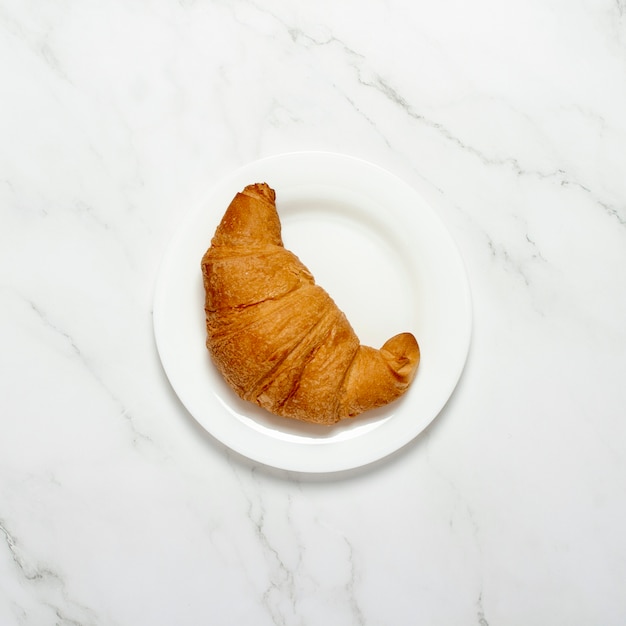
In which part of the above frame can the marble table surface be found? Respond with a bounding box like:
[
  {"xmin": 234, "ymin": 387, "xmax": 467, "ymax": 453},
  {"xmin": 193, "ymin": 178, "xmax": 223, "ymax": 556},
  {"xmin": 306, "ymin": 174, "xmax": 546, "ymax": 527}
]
[{"xmin": 2, "ymin": 0, "xmax": 626, "ymax": 624}]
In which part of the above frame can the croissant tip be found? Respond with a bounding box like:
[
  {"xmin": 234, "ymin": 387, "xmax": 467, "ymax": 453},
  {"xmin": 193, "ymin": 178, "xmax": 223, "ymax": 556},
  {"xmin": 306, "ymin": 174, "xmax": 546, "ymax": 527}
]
[
  {"xmin": 242, "ymin": 182, "xmax": 276, "ymax": 204},
  {"xmin": 381, "ymin": 332, "xmax": 420, "ymax": 382}
]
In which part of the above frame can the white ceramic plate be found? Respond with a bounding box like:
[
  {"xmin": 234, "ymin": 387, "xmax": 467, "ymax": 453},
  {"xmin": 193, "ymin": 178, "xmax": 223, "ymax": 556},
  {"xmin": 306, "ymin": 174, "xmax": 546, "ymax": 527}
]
[{"xmin": 153, "ymin": 152, "xmax": 471, "ymax": 473}]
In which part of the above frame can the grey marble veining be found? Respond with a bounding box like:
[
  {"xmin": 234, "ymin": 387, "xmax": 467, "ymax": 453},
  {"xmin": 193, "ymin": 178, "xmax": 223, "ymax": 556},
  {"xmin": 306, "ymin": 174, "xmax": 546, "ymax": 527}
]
[{"xmin": 2, "ymin": 0, "xmax": 626, "ymax": 624}]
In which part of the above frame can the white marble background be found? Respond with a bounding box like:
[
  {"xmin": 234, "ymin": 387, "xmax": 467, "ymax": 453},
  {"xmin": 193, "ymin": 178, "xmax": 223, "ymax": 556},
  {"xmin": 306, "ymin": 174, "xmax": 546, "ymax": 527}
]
[{"xmin": 2, "ymin": 0, "xmax": 626, "ymax": 624}]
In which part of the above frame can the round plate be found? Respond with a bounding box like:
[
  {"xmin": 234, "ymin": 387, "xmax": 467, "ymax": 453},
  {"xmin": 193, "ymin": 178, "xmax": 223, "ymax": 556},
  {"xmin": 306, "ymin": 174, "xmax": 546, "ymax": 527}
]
[{"xmin": 153, "ymin": 152, "xmax": 471, "ymax": 473}]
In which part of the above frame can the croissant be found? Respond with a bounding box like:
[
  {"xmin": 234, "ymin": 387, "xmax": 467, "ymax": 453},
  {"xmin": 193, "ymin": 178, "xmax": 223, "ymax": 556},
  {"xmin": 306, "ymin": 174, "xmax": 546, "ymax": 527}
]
[{"xmin": 201, "ymin": 183, "xmax": 420, "ymax": 425}]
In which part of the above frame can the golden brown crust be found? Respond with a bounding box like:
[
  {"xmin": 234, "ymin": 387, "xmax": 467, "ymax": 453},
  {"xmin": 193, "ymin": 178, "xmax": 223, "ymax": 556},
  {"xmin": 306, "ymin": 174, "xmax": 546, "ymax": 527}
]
[{"xmin": 201, "ymin": 183, "xmax": 420, "ymax": 424}]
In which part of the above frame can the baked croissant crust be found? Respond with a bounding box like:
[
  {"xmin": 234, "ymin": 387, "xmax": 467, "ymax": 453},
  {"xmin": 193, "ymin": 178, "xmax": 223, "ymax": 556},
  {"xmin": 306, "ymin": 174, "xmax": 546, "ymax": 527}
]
[{"xmin": 201, "ymin": 183, "xmax": 420, "ymax": 425}]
